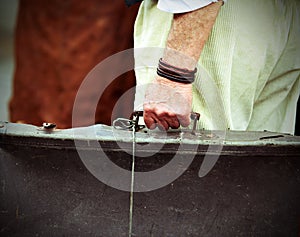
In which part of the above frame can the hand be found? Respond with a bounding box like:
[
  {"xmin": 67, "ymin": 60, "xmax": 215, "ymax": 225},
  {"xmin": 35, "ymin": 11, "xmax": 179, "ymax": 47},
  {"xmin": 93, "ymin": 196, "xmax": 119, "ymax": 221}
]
[{"xmin": 143, "ymin": 76, "xmax": 193, "ymax": 130}]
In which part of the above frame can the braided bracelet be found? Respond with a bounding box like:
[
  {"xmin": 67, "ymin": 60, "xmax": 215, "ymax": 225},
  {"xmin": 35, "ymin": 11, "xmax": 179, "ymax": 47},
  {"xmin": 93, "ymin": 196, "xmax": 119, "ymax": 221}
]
[{"xmin": 157, "ymin": 58, "xmax": 197, "ymax": 84}]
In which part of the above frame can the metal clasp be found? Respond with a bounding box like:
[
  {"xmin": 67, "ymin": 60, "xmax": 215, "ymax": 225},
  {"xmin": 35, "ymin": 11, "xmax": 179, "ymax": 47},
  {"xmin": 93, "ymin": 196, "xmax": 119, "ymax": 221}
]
[{"xmin": 130, "ymin": 111, "xmax": 145, "ymax": 132}]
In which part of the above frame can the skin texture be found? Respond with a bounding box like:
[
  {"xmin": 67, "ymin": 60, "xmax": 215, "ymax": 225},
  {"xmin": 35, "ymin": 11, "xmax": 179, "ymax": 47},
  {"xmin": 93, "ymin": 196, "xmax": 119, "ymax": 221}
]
[{"xmin": 144, "ymin": 1, "xmax": 223, "ymax": 130}]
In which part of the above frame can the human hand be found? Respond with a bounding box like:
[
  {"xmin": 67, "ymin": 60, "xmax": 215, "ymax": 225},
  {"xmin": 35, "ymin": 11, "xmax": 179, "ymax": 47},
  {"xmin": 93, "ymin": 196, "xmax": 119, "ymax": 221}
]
[{"xmin": 143, "ymin": 76, "xmax": 193, "ymax": 130}]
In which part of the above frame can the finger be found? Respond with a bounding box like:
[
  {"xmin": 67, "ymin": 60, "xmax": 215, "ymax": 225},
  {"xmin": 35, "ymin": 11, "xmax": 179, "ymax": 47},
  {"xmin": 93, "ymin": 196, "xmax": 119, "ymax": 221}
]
[
  {"xmin": 153, "ymin": 110, "xmax": 173, "ymax": 130},
  {"xmin": 143, "ymin": 109, "xmax": 157, "ymax": 129},
  {"xmin": 156, "ymin": 119, "xmax": 169, "ymax": 131},
  {"xmin": 178, "ymin": 114, "xmax": 191, "ymax": 127},
  {"xmin": 169, "ymin": 118, "xmax": 180, "ymax": 129},
  {"xmin": 156, "ymin": 110, "xmax": 179, "ymax": 130},
  {"xmin": 164, "ymin": 114, "xmax": 180, "ymax": 129},
  {"xmin": 144, "ymin": 115, "xmax": 157, "ymax": 130}
]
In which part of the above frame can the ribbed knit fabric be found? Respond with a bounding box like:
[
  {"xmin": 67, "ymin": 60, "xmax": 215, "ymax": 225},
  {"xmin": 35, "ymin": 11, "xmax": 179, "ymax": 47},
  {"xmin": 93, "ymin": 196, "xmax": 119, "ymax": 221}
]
[{"xmin": 134, "ymin": 0, "xmax": 300, "ymax": 134}]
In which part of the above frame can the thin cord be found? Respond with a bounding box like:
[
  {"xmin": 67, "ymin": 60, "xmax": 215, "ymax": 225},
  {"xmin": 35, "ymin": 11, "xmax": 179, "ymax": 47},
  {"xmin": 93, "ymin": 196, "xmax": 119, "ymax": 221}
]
[
  {"xmin": 128, "ymin": 128, "xmax": 135, "ymax": 237},
  {"xmin": 112, "ymin": 118, "xmax": 133, "ymax": 130}
]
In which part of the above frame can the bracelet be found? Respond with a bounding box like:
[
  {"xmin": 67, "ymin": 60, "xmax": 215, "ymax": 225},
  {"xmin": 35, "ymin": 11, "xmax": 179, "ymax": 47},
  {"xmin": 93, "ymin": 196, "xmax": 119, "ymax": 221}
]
[{"xmin": 157, "ymin": 58, "xmax": 197, "ymax": 84}]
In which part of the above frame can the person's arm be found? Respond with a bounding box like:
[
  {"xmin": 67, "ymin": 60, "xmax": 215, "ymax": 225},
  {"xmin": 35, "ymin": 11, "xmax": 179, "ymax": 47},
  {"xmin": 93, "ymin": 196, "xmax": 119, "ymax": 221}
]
[
  {"xmin": 165, "ymin": 1, "xmax": 223, "ymax": 69},
  {"xmin": 144, "ymin": 1, "xmax": 223, "ymax": 130}
]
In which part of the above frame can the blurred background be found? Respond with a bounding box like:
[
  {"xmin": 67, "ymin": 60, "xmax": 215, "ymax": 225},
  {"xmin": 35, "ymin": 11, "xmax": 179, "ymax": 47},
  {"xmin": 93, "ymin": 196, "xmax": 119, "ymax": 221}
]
[
  {"xmin": 0, "ymin": 0, "xmax": 139, "ymax": 128},
  {"xmin": 0, "ymin": 0, "xmax": 18, "ymax": 122}
]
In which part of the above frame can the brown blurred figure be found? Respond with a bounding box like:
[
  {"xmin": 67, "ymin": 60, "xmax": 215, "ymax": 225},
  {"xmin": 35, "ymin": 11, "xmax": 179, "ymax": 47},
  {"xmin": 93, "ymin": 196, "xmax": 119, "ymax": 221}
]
[{"xmin": 10, "ymin": 0, "xmax": 139, "ymax": 128}]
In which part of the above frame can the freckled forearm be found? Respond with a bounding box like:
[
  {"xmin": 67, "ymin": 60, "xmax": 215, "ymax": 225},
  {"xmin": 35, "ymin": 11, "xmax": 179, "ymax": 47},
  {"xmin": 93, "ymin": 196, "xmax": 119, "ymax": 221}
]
[
  {"xmin": 144, "ymin": 1, "xmax": 223, "ymax": 129},
  {"xmin": 164, "ymin": 1, "xmax": 223, "ymax": 69}
]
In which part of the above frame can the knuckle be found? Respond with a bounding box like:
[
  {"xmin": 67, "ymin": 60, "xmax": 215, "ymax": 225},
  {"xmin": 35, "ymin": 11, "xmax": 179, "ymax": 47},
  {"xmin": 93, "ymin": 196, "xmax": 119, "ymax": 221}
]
[
  {"xmin": 143, "ymin": 105, "xmax": 152, "ymax": 113},
  {"xmin": 178, "ymin": 114, "xmax": 191, "ymax": 127},
  {"xmin": 156, "ymin": 109, "xmax": 175, "ymax": 119}
]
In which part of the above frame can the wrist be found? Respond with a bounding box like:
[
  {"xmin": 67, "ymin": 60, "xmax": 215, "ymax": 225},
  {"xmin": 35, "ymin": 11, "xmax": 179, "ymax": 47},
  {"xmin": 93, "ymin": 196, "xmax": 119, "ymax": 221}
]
[
  {"xmin": 156, "ymin": 57, "xmax": 197, "ymax": 84},
  {"xmin": 155, "ymin": 75, "xmax": 192, "ymax": 90}
]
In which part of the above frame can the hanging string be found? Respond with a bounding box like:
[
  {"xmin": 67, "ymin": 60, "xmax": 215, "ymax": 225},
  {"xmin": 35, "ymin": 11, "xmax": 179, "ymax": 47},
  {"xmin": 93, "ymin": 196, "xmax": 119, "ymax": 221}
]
[
  {"xmin": 128, "ymin": 128, "xmax": 136, "ymax": 237},
  {"xmin": 112, "ymin": 118, "xmax": 133, "ymax": 130}
]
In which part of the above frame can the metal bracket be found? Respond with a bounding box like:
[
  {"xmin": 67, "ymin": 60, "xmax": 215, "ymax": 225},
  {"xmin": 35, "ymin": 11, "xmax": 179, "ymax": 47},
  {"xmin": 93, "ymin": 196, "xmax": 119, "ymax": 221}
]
[
  {"xmin": 130, "ymin": 111, "xmax": 145, "ymax": 132},
  {"xmin": 190, "ymin": 112, "xmax": 200, "ymax": 135}
]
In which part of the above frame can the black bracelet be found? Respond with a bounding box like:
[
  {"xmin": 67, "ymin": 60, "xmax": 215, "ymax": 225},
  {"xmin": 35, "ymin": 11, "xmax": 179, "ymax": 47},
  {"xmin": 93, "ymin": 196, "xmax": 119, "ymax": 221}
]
[
  {"xmin": 159, "ymin": 58, "xmax": 197, "ymax": 74},
  {"xmin": 157, "ymin": 58, "xmax": 197, "ymax": 84},
  {"xmin": 157, "ymin": 68, "xmax": 195, "ymax": 84}
]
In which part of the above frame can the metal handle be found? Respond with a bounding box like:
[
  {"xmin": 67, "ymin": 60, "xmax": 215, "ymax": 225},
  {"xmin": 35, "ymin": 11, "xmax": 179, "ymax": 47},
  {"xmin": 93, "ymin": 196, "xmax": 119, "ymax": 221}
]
[
  {"xmin": 130, "ymin": 111, "xmax": 200, "ymax": 134},
  {"xmin": 190, "ymin": 112, "xmax": 200, "ymax": 135}
]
